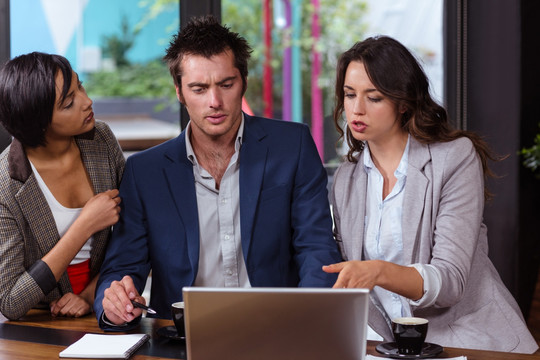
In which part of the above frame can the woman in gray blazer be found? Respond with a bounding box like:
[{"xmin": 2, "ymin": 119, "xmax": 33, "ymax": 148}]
[
  {"xmin": 0, "ymin": 53, "xmax": 124, "ymax": 320},
  {"xmin": 323, "ymin": 36, "xmax": 538, "ymax": 353}
]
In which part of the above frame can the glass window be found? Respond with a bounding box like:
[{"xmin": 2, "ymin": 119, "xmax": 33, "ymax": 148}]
[
  {"xmin": 10, "ymin": 0, "xmax": 181, "ymax": 153},
  {"xmin": 222, "ymin": 0, "xmax": 443, "ymax": 165},
  {"xmin": 362, "ymin": 0, "xmax": 444, "ymax": 103}
]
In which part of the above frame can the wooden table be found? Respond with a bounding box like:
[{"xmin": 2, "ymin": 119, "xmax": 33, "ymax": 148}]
[
  {"xmin": 1, "ymin": 310, "xmax": 180, "ymax": 359},
  {"xmin": 1, "ymin": 310, "xmax": 539, "ymax": 359}
]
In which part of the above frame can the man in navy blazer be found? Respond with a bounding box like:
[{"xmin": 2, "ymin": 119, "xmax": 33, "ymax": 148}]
[{"xmin": 94, "ymin": 15, "xmax": 341, "ymax": 329}]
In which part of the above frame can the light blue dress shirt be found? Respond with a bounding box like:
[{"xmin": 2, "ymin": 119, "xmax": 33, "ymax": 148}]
[
  {"xmin": 363, "ymin": 136, "xmax": 441, "ymax": 340},
  {"xmin": 363, "ymin": 138, "xmax": 411, "ymax": 322}
]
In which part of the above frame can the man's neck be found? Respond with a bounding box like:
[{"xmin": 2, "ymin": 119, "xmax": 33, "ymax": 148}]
[{"xmin": 190, "ymin": 131, "xmax": 237, "ymax": 190}]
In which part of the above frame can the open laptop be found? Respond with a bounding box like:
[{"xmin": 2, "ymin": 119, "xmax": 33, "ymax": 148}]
[{"xmin": 182, "ymin": 287, "xmax": 369, "ymax": 360}]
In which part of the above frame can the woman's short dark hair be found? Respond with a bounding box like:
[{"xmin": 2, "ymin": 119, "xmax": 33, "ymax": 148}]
[
  {"xmin": 0, "ymin": 52, "xmax": 73, "ymax": 147},
  {"xmin": 163, "ymin": 15, "xmax": 252, "ymax": 95},
  {"xmin": 333, "ymin": 36, "xmax": 499, "ymax": 199}
]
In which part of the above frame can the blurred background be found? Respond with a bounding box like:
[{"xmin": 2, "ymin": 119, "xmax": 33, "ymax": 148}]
[{"xmin": 1, "ymin": 0, "xmax": 539, "ymax": 338}]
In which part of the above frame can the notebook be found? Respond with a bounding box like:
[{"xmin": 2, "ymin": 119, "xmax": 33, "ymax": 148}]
[
  {"xmin": 183, "ymin": 287, "xmax": 369, "ymax": 360},
  {"xmin": 59, "ymin": 333, "xmax": 149, "ymax": 359}
]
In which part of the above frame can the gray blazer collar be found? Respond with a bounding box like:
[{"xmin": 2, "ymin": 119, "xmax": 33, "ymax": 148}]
[
  {"xmin": 7, "ymin": 139, "xmax": 31, "ymax": 182},
  {"xmin": 349, "ymin": 137, "xmax": 431, "ymax": 263},
  {"xmin": 401, "ymin": 137, "xmax": 430, "ymax": 263}
]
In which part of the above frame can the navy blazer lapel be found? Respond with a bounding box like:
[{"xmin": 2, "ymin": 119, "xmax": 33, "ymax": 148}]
[
  {"xmin": 402, "ymin": 138, "xmax": 430, "ymax": 263},
  {"xmin": 239, "ymin": 115, "xmax": 268, "ymax": 258},
  {"xmin": 163, "ymin": 134, "xmax": 200, "ymax": 271}
]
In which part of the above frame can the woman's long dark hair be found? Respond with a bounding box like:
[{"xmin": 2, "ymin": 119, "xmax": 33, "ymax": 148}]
[{"xmin": 333, "ymin": 36, "xmax": 500, "ymax": 200}]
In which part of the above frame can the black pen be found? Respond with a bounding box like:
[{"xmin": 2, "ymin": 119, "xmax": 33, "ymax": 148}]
[{"xmin": 131, "ymin": 300, "xmax": 157, "ymax": 315}]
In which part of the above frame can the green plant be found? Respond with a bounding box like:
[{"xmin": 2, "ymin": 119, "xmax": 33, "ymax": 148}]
[
  {"xmin": 102, "ymin": 14, "xmax": 139, "ymax": 68},
  {"xmin": 85, "ymin": 59, "xmax": 176, "ymax": 108},
  {"xmin": 84, "ymin": 10, "xmax": 178, "ymax": 113},
  {"xmin": 521, "ymin": 124, "xmax": 540, "ymax": 178}
]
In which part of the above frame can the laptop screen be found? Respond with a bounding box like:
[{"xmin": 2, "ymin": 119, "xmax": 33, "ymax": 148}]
[{"xmin": 183, "ymin": 287, "xmax": 369, "ymax": 360}]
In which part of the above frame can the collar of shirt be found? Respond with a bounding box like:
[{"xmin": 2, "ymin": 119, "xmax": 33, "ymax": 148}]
[
  {"xmin": 185, "ymin": 114, "xmax": 245, "ymax": 171},
  {"xmin": 362, "ymin": 135, "xmax": 411, "ymax": 197}
]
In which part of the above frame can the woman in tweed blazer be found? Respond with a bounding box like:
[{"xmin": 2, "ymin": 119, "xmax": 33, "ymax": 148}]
[
  {"xmin": 0, "ymin": 53, "xmax": 125, "ymax": 320},
  {"xmin": 322, "ymin": 37, "xmax": 538, "ymax": 353}
]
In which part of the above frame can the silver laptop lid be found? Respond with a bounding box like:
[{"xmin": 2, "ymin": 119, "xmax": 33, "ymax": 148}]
[{"xmin": 183, "ymin": 287, "xmax": 369, "ymax": 360}]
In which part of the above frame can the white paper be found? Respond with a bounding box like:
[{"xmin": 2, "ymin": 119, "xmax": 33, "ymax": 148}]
[
  {"xmin": 366, "ymin": 355, "xmax": 466, "ymax": 360},
  {"xmin": 59, "ymin": 333, "xmax": 149, "ymax": 359}
]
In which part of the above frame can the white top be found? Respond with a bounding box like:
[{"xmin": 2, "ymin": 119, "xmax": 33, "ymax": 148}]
[{"xmin": 30, "ymin": 161, "xmax": 93, "ymax": 265}]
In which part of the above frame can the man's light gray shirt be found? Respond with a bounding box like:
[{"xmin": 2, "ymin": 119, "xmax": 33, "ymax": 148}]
[{"xmin": 185, "ymin": 118, "xmax": 251, "ymax": 287}]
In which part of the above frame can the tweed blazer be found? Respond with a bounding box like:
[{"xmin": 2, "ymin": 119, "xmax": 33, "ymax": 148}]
[
  {"xmin": 331, "ymin": 136, "xmax": 538, "ymax": 353},
  {"xmin": 0, "ymin": 121, "xmax": 125, "ymax": 320}
]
